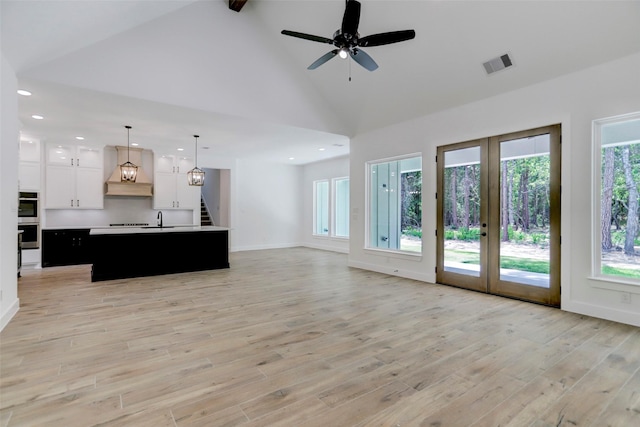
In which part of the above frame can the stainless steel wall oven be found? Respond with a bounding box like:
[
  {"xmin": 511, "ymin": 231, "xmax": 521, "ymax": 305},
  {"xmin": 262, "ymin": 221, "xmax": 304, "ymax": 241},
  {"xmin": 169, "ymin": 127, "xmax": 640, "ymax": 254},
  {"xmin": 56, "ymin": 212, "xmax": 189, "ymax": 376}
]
[
  {"xmin": 18, "ymin": 192, "xmax": 39, "ymax": 221},
  {"xmin": 18, "ymin": 192, "xmax": 40, "ymax": 249},
  {"xmin": 18, "ymin": 223, "xmax": 40, "ymax": 249}
]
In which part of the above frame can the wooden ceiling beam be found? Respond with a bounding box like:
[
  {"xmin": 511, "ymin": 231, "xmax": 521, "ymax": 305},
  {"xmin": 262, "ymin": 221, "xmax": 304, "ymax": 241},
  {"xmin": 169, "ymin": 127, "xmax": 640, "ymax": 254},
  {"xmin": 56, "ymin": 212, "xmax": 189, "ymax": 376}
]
[{"xmin": 229, "ymin": 0, "xmax": 248, "ymax": 12}]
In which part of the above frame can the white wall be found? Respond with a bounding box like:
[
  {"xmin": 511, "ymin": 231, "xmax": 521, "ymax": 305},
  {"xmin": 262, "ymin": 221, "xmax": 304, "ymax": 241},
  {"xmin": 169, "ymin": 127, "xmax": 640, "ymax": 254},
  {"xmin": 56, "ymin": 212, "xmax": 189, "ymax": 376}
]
[
  {"xmin": 23, "ymin": 0, "xmax": 347, "ymax": 136},
  {"xmin": 302, "ymin": 156, "xmax": 350, "ymax": 253},
  {"xmin": 202, "ymin": 168, "xmax": 222, "ymax": 226},
  {"xmin": 1, "ymin": 50, "xmax": 20, "ymax": 330},
  {"xmin": 233, "ymin": 159, "xmax": 303, "ymax": 252},
  {"xmin": 349, "ymin": 52, "xmax": 640, "ymax": 327}
]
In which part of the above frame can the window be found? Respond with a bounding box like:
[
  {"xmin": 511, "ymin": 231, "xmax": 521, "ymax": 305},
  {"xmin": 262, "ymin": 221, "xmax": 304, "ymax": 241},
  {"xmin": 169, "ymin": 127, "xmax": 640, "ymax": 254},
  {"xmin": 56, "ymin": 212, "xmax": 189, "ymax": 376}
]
[
  {"xmin": 594, "ymin": 112, "xmax": 640, "ymax": 283},
  {"xmin": 334, "ymin": 177, "xmax": 350, "ymax": 238},
  {"xmin": 369, "ymin": 155, "xmax": 422, "ymax": 253},
  {"xmin": 313, "ymin": 177, "xmax": 350, "ymax": 238},
  {"xmin": 314, "ymin": 180, "xmax": 329, "ymax": 235}
]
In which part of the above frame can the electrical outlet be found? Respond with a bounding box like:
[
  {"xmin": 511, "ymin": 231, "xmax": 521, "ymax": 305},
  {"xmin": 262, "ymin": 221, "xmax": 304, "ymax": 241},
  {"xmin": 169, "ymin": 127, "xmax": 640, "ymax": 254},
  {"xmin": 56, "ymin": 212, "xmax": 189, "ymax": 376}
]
[{"xmin": 621, "ymin": 292, "xmax": 632, "ymax": 304}]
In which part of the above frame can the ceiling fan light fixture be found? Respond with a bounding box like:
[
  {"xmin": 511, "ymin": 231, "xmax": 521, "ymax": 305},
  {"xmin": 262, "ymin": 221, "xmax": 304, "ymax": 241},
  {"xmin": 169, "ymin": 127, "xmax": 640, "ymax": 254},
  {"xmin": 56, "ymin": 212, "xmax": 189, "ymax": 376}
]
[
  {"xmin": 187, "ymin": 135, "xmax": 205, "ymax": 186},
  {"xmin": 281, "ymin": 0, "xmax": 415, "ymax": 72},
  {"xmin": 120, "ymin": 125, "xmax": 138, "ymax": 182}
]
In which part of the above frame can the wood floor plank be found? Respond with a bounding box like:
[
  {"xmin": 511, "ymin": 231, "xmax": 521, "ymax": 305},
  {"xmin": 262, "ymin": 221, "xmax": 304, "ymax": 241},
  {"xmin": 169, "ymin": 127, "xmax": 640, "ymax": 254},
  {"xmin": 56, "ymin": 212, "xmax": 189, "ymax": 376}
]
[
  {"xmin": 470, "ymin": 376, "xmax": 568, "ymax": 427},
  {"xmin": 413, "ymin": 372, "xmax": 527, "ymax": 426},
  {"xmin": 592, "ymin": 366, "xmax": 640, "ymax": 426},
  {"xmin": 535, "ymin": 364, "xmax": 631, "ymax": 426},
  {"xmin": 357, "ymin": 374, "xmax": 476, "ymax": 426},
  {"xmin": 1, "ymin": 248, "xmax": 638, "ymax": 426},
  {"xmin": 297, "ymin": 380, "xmax": 416, "ymax": 427}
]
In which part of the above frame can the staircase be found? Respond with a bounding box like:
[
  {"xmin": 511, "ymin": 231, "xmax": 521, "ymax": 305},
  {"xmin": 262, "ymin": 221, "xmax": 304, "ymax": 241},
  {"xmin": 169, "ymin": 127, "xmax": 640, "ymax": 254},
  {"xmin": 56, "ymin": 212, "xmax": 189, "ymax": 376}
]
[{"xmin": 200, "ymin": 197, "xmax": 214, "ymax": 226}]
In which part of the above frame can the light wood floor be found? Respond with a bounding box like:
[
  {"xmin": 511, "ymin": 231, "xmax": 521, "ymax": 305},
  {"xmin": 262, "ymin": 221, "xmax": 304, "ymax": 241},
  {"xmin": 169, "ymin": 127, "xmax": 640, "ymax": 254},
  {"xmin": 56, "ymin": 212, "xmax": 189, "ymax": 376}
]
[{"xmin": 1, "ymin": 247, "xmax": 639, "ymax": 427}]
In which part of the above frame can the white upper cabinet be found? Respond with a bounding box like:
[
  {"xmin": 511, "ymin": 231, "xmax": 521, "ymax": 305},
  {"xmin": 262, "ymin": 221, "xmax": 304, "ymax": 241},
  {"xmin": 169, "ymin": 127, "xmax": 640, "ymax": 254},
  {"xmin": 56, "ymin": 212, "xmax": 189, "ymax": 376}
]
[
  {"xmin": 153, "ymin": 154, "xmax": 198, "ymax": 209},
  {"xmin": 46, "ymin": 144, "xmax": 74, "ymax": 166},
  {"xmin": 45, "ymin": 144, "xmax": 104, "ymax": 209},
  {"xmin": 155, "ymin": 154, "xmax": 176, "ymax": 174},
  {"xmin": 46, "ymin": 144, "xmax": 102, "ymax": 168},
  {"xmin": 19, "ymin": 140, "xmax": 41, "ymax": 191},
  {"xmin": 20, "ymin": 140, "xmax": 41, "ymax": 162},
  {"xmin": 76, "ymin": 146, "xmax": 103, "ymax": 168}
]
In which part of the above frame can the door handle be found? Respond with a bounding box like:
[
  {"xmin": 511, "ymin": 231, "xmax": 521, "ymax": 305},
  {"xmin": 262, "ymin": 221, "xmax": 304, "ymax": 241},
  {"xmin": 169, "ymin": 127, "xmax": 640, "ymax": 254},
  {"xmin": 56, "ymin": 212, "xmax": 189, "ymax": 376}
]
[{"xmin": 481, "ymin": 232, "xmax": 487, "ymax": 236}]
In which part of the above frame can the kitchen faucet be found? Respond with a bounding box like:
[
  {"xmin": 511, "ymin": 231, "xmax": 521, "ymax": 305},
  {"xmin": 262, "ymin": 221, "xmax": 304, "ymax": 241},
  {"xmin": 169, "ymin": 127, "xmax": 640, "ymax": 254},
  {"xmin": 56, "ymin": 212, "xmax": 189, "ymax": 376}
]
[{"xmin": 157, "ymin": 211, "xmax": 163, "ymax": 227}]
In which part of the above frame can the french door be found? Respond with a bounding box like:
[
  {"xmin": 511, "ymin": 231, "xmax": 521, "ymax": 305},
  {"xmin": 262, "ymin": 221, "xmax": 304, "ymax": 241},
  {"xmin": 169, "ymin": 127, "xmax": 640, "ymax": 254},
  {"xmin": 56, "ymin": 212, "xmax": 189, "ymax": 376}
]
[{"xmin": 436, "ymin": 125, "xmax": 561, "ymax": 306}]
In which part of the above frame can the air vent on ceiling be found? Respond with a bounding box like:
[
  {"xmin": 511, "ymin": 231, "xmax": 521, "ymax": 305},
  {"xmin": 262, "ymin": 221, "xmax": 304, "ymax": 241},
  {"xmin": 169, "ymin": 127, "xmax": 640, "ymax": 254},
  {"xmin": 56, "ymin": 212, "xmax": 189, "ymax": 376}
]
[{"xmin": 483, "ymin": 54, "xmax": 513, "ymax": 75}]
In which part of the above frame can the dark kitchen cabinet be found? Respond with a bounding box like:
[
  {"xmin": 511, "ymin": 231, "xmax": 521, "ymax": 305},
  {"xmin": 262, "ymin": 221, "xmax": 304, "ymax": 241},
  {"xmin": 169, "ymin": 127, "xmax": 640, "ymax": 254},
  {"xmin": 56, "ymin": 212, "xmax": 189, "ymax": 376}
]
[
  {"xmin": 90, "ymin": 228, "xmax": 229, "ymax": 282},
  {"xmin": 42, "ymin": 229, "xmax": 92, "ymax": 267}
]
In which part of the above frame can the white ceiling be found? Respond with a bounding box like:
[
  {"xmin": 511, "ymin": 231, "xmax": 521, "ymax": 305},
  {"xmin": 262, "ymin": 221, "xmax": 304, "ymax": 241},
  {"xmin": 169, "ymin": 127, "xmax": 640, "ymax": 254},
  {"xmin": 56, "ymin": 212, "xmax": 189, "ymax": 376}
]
[{"xmin": 3, "ymin": 0, "xmax": 640, "ymax": 166}]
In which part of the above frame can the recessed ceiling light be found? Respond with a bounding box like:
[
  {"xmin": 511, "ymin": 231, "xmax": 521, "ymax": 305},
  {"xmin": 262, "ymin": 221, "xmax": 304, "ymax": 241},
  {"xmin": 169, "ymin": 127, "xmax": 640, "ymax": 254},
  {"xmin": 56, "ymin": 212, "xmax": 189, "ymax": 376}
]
[
  {"xmin": 333, "ymin": 143, "xmax": 344, "ymax": 147},
  {"xmin": 318, "ymin": 148, "xmax": 326, "ymax": 151},
  {"xmin": 177, "ymin": 148, "xmax": 184, "ymax": 151},
  {"xmin": 75, "ymin": 136, "xmax": 84, "ymax": 140},
  {"xmin": 17, "ymin": 89, "xmax": 32, "ymax": 96},
  {"xmin": 31, "ymin": 114, "xmax": 44, "ymax": 120},
  {"xmin": 131, "ymin": 143, "xmax": 139, "ymax": 146},
  {"xmin": 288, "ymin": 157, "xmax": 295, "ymax": 160}
]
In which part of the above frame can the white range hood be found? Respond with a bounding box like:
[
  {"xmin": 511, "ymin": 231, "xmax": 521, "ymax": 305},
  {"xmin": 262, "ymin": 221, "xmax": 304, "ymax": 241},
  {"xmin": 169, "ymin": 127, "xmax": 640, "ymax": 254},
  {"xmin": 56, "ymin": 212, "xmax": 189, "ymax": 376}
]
[{"xmin": 105, "ymin": 146, "xmax": 153, "ymax": 197}]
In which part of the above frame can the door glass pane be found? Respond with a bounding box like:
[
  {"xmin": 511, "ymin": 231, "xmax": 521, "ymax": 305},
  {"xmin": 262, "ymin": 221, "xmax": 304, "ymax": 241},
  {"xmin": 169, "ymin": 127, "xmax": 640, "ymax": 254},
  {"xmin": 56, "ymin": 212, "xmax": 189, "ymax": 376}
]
[
  {"xmin": 499, "ymin": 135, "xmax": 551, "ymax": 287},
  {"xmin": 443, "ymin": 146, "xmax": 481, "ymax": 276}
]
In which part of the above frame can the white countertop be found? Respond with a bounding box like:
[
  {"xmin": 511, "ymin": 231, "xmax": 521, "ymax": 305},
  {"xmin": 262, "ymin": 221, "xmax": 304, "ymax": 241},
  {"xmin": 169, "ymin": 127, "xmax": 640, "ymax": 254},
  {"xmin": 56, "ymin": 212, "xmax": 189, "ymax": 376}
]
[{"xmin": 89, "ymin": 225, "xmax": 230, "ymax": 235}]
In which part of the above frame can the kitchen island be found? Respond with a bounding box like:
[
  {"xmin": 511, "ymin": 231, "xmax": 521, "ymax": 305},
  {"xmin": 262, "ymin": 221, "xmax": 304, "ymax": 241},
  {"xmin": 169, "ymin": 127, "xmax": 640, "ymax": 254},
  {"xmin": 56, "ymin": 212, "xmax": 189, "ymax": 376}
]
[{"xmin": 89, "ymin": 226, "xmax": 230, "ymax": 282}]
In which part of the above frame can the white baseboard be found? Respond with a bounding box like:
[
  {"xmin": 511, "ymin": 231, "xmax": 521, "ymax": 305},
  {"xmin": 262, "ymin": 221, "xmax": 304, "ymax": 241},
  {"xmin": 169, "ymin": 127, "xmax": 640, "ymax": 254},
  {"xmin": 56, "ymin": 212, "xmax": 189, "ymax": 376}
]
[
  {"xmin": 348, "ymin": 259, "xmax": 434, "ymax": 283},
  {"xmin": 230, "ymin": 242, "xmax": 301, "ymax": 253},
  {"xmin": 562, "ymin": 300, "xmax": 640, "ymax": 327},
  {"xmin": 0, "ymin": 298, "xmax": 20, "ymax": 332}
]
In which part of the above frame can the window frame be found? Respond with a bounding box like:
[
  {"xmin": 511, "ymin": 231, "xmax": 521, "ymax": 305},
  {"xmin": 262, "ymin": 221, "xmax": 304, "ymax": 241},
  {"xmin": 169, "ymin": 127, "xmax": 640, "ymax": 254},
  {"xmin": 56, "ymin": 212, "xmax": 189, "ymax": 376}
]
[
  {"xmin": 366, "ymin": 153, "xmax": 423, "ymax": 255},
  {"xmin": 313, "ymin": 177, "xmax": 350, "ymax": 239},
  {"xmin": 332, "ymin": 176, "xmax": 350, "ymax": 239},
  {"xmin": 313, "ymin": 179, "xmax": 329, "ymax": 236},
  {"xmin": 592, "ymin": 111, "xmax": 640, "ymax": 287}
]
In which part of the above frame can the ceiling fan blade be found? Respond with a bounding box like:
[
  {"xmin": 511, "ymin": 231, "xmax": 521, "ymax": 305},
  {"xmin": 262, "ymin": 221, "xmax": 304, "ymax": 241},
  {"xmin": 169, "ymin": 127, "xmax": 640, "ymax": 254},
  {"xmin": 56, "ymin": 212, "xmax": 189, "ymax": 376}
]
[
  {"xmin": 281, "ymin": 30, "xmax": 334, "ymax": 44},
  {"xmin": 350, "ymin": 48, "xmax": 378, "ymax": 71},
  {"xmin": 308, "ymin": 50, "xmax": 339, "ymax": 70},
  {"xmin": 359, "ymin": 30, "xmax": 416, "ymax": 47},
  {"xmin": 341, "ymin": 0, "xmax": 361, "ymax": 36}
]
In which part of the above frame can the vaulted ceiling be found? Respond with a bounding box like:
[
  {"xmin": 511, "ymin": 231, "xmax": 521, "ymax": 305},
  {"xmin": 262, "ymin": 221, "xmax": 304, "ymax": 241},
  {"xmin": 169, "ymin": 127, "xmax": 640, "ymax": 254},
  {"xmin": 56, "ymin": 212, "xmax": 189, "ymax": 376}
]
[{"xmin": 3, "ymin": 1, "xmax": 640, "ymax": 165}]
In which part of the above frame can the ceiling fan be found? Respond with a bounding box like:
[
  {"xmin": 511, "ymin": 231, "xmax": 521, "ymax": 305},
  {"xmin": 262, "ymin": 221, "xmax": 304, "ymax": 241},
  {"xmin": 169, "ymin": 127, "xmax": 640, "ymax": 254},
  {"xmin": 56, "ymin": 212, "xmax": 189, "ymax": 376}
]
[{"xmin": 281, "ymin": 0, "xmax": 415, "ymax": 72}]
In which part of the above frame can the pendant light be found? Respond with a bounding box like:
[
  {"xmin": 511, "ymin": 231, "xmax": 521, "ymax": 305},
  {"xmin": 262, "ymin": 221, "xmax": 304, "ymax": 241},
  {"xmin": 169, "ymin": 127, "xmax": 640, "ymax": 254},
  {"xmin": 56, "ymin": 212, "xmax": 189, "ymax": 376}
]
[
  {"xmin": 187, "ymin": 134, "xmax": 205, "ymax": 186},
  {"xmin": 120, "ymin": 125, "xmax": 138, "ymax": 182}
]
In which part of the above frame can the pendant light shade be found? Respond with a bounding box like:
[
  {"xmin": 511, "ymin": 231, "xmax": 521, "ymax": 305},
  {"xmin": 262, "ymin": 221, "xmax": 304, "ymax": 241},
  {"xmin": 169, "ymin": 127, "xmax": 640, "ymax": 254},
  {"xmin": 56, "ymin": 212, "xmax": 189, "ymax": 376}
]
[
  {"xmin": 120, "ymin": 125, "xmax": 138, "ymax": 182},
  {"xmin": 188, "ymin": 134, "xmax": 205, "ymax": 186}
]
